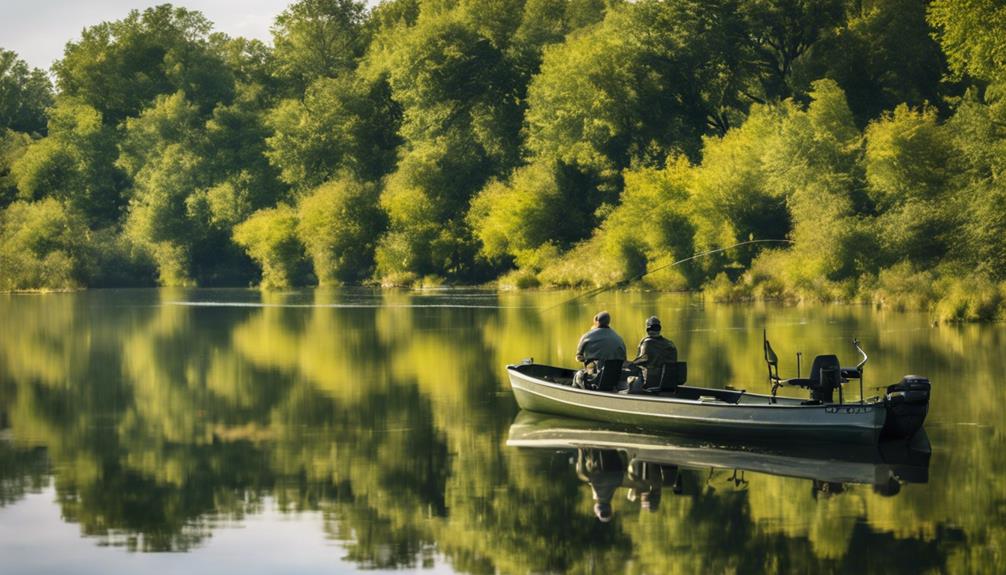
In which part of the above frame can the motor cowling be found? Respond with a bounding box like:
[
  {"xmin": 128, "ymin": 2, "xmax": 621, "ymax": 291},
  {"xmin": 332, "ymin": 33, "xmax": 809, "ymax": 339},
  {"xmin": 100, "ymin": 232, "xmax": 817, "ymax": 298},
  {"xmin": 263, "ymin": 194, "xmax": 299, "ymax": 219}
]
[
  {"xmin": 886, "ymin": 376, "xmax": 931, "ymax": 405},
  {"xmin": 882, "ymin": 375, "xmax": 931, "ymax": 439}
]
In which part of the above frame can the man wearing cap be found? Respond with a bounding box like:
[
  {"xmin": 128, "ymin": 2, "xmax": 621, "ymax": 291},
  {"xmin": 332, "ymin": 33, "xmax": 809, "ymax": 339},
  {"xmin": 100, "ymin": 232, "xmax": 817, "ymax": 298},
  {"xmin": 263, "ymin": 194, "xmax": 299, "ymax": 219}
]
[
  {"xmin": 574, "ymin": 311, "xmax": 627, "ymax": 390},
  {"xmin": 631, "ymin": 316, "xmax": 678, "ymax": 392}
]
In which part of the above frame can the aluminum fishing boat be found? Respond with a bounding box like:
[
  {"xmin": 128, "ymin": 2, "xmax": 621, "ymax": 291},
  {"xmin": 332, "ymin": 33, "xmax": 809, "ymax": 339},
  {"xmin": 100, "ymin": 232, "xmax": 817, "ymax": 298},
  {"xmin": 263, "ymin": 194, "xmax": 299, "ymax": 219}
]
[{"xmin": 506, "ymin": 337, "xmax": 931, "ymax": 444}]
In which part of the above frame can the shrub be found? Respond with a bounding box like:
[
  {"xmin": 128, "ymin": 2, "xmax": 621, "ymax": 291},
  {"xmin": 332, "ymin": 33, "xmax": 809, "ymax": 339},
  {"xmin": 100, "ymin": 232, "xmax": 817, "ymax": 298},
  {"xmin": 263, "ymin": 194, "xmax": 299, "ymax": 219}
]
[
  {"xmin": 0, "ymin": 198, "xmax": 91, "ymax": 290},
  {"xmin": 297, "ymin": 177, "xmax": 384, "ymax": 285},
  {"xmin": 233, "ymin": 205, "xmax": 306, "ymax": 289}
]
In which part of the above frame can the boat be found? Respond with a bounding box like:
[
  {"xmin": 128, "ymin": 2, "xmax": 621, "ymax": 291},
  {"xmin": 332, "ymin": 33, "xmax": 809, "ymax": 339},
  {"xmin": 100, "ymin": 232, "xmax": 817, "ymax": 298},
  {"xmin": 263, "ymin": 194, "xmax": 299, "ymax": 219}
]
[
  {"xmin": 506, "ymin": 337, "xmax": 931, "ymax": 444},
  {"xmin": 505, "ymin": 411, "xmax": 930, "ymax": 488}
]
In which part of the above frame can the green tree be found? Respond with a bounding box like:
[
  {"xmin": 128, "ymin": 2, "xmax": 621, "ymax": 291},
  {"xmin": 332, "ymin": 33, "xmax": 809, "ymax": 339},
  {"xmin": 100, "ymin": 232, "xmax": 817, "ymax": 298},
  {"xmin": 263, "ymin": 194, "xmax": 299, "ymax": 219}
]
[
  {"xmin": 945, "ymin": 87, "xmax": 1006, "ymax": 280},
  {"xmin": 468, "ymin": 160, "xmax": 580, "ymax": 271},
  {"xmin": 689, "ymin": 104, "xmax": 791, "ymax": 274},
  {"xmin": 265, "ymin": 74, "xmax": 401, "ymax": 188},
  {"xmin": 801, "ymin": 0, "xmax": 949, "ymax": 123},
  {"xmin": 119, "ymin": 93, "xmax": 209, "ymax": 286},
  {"xmin": 929, "ymin": 0, "xmax": 1006, "ymax": 83},
  {"xmin": 271, "ymin": 0, "xmax": 368, "ymax": 93},
  {"xmin": 0, "ymin": 130, "xmax": 31, "ymax": 208},
  {"xmin": 297, "ymin": 176, "xmax": 385, "ymax": 284},
  {"xmin": 233, "ymin": 205, "xmax": 307, "ymax": 289},
  {"xmin": 372, "ymin": 10, "xmax": 525, "ymax": 282},
  {"xmin": 53, "ymin": 4, "xmax": 234, "ymax": 123},
  {"xmin": 739, "ymin": 0, "xmax": 845, "ymax": 101},
  {"xmin": 376, "ymin": 135, "xmax": 487, "ymax": 282},
  {"xmin": 0, "ymin": 198, "xmax": 92, "ymax": 290},
  {"xmin": 11, "ymin": 99, "xmax": 124, "ymax": 226},
  {"xmin": 762, "ymin": 79, "xmax": 875, "ymax": 293},
  {"xmin": 865, "ymin": 104, "xmax": 956, "ymax": 266},
  {"xmin": 600, "ymin": 156, "xmax": 699, "ymax": 288},
  {"xmin": 0, "ymin": 49, "xmax": 53, "ymax": 135}
]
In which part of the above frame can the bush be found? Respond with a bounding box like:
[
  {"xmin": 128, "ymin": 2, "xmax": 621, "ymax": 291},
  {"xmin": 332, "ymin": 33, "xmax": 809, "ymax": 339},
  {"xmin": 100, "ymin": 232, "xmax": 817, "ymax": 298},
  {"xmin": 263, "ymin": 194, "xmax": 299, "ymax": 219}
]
[
  {"xmin": 233, "ymin": 205, "xmax": 307, "ymax": 289},
  {"xmin": 868, "ymin": 262, "xmax": 939, "ymax": 312},
  {"xmin": 0, "ymin": 198, "xmax": 91, "ymax": 291},
  {"xmin": 934, "ymin": 277, "xmax": 1002, "ymax": 322},
  {"xmin": 297, "ymin": 177, "xmax": 384, "ymax": 285}
]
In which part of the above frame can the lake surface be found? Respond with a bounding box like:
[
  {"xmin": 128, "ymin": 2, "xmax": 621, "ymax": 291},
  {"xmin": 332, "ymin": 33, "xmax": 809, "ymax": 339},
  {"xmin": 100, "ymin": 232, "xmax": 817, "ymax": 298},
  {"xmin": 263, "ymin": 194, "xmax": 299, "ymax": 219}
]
[{"xmin": 0, "ymin": 288, "xmax": 1003, "ymax": 574}]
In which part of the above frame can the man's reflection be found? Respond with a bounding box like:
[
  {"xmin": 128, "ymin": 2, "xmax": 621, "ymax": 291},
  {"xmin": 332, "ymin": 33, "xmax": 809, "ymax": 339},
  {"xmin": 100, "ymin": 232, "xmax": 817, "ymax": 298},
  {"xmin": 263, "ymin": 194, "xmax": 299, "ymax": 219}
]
[
  {"xmin": 625, "ymin": 460, "xmax": 664, "ymax": 512},
  {"xmin": 575, "ymin": 450, "xmax": 689, "ymax": 520},
  {"xmin": 575, "ymin": 448, "xmax": 624, "ymax": 522}
]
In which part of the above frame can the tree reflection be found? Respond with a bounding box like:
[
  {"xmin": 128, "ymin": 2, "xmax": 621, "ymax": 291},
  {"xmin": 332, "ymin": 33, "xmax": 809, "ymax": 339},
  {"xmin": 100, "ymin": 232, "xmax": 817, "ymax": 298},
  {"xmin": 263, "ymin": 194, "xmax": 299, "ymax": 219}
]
[{"xmin": 0, "ymin": 290, "xmax": 1000, "ymax": 571}]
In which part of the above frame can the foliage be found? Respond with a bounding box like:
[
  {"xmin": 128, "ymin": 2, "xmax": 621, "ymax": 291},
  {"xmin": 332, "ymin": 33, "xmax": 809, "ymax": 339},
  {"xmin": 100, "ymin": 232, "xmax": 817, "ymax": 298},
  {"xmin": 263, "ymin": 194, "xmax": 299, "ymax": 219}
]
[
  {"xmin": 1, "ymin": 0, "xmax": 1005, "ymax": 313},
  {"xmin": 0, "ymin": 49, "xmax": 54, "ymax": 135},
  {"xmin": 928, "ymin": 0, "xmax": 1006, "ymax": 83},
  {"xmin": 0, "ymin": 199, "xmax": 91, "ymax": 290},
  {"xmin": 468, "ymin": 160, "xmax": 573, "ymax": 270},
  {"xmin": 53, "ymin": 4, "xmax": 234, "ymax": 123},
  {"xmin": 0, "ymin": 129, "xmax": 31, "ymax": 208},
  {"xmin": 265, "ymin": 74, "xmax": 400, "ymax": 188},
  {"xmin": 297, "ymin": 176, "xmax": 385, "ymax": 284},
  {"xmin": 233, "ymin": 205, "xmax": 307, "ymax": 289},
  {"xmin": 119, "ymin": 93, "xmax": 208, "ymax": 286},
  {"xmin": 11, "ymin": 98, "xmax": 124, "ymax": 226},
  {"xmin": 864, "ymin": 104, "xmax": 956, "ymax": 266},
  {"xmin": 271, "ymin": 0, "xmax": 369, "ymax": 93}
]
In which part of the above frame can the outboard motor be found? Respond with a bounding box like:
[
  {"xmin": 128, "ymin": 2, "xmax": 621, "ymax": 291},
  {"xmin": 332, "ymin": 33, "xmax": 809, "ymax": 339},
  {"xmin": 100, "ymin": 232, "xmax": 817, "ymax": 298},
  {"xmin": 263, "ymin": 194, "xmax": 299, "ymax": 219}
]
[{"xmin": 882, "ymin": 375, "xmax": 931, "ymax": 439}]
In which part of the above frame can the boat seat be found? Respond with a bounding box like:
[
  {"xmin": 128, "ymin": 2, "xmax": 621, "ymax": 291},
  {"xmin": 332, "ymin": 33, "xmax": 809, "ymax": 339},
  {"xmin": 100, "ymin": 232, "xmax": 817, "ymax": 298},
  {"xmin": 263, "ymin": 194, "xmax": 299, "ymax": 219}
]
[
  {"xmin": 765, "ymin": 334, "xmax": 844, "ymax": 403},
  {"xmin": 595, "ymin": 359, "xmax": 625, "ymax": 392},
  {"xmin": 655, "ymin": 361, "xmax": 687, "ymax": 392}
]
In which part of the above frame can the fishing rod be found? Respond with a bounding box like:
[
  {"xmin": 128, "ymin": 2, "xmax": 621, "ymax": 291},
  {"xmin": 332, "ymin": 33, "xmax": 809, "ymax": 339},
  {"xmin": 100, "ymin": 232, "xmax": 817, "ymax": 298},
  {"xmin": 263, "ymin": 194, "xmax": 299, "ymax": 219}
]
[{"xmin": 545, "ymin": 238, "xmax": 794, "ymax": 310}]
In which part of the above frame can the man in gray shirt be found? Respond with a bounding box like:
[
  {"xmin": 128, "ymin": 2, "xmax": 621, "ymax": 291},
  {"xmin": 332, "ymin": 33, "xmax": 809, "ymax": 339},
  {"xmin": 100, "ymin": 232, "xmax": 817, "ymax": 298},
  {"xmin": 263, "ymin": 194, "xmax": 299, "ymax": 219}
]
[{"xmin": 574, "ymin": 311, "xmax": 626, "ymax": 390}]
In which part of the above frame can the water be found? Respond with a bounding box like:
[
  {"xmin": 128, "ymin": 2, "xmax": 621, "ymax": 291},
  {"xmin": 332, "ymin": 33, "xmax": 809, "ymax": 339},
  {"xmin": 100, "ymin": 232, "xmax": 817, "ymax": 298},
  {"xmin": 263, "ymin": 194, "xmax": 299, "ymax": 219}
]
[{"xmin": 0, "ymin": 288, "xmax": 1002, "ymax": 573}]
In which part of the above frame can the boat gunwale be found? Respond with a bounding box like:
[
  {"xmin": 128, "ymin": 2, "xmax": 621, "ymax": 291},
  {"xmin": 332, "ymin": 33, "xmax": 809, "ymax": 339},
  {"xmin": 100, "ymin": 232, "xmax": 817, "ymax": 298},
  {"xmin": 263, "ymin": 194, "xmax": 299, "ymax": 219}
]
[{"xmin": 506, "ymin": 364, "xmax": 881, "ymax": 412}]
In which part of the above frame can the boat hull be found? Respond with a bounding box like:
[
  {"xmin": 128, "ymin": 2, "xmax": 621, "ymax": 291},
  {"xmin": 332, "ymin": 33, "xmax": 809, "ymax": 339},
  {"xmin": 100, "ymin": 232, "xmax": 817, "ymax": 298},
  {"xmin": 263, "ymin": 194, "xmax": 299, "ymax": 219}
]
[{"xmin": 507, "ymin": 364, "xmax": 888, "ymax": 444}]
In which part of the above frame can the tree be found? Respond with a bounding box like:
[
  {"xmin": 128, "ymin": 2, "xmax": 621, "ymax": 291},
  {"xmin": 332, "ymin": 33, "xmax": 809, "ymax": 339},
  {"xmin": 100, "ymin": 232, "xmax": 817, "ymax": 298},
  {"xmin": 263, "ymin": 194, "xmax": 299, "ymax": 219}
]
[
  {"xmin": 600, "ymin": 156, "xmax": 699, "ymax": 288},
  {"xmin": 11, "ymin": 99, "xmax": 124, "ymax": 226},
  {"xmin": 375, "ymin": 135, "xmax": 487, "ymax": 282},
  {"xmin": 800, "ymin": 0, "xmax": 950, "ymax": 123},
  {"xmin": 865, "ymin": 105, "xmax": 957, "ymax": 266},
  {"xmin": 689, "ymin": 104, "xmax": 791, "ymax": 274},
  {"xmin": 119, "ymin": 93, "xmax": 209, "ymax": 285},
  {"xmin": 0, "ymin": 130, "xmax": 31, "ymax": 208},
  {"xmin": 385, "ymin": 13, "xmax": 521, "ymax": 168},
  {"xmin": 0, "ymin": 198, "xmax": 92, "ymax": 290},
  {"xmin": 928, "ymin": 0, "xmax": 1006, "ymax": 84},
  {"xmin": 0, "ymin": 49, "xmax": 53, "ymax": 135},
  {"xmin": 763, "ymin": 79, "xmax": 876, "ymax": 288},
  {"xmin": 297, "ymin": 176, "xmax": 385, "ymax": 284},
  {"xmin": 468, "ymin": 160, "xmax": 570, "ymax": 270},
  {"xmin": 53, "ymin": 4, "xmax": 234, "ymax": 123},
  {"xmin": 739, "ymin": 0, "xmax": 845, "ymax": 100},
  {"xmin": 233, "ymin": 205, "xmax": 307, "ymax": 289},
  {"xmin": 271, "ymin": 0, "xmax": 368, "ymax": 93},
  {"xmin": 265, "ymin": 74, "xmax": 401, "ymax": 188}
]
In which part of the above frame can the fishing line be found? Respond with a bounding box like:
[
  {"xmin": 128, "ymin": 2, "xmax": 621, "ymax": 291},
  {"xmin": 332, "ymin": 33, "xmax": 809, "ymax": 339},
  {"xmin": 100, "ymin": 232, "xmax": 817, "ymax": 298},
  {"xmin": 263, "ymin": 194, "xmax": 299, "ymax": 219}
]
[{"xmin": 543, "ymin": 238, "xmax": 794, "ymax": 311}]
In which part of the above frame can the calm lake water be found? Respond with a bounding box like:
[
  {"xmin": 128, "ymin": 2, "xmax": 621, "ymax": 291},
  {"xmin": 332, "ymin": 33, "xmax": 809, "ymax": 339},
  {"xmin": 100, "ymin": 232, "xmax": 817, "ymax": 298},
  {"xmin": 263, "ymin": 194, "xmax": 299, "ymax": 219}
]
[{"xmin": 0, "ymin": 288, "xmax": 1003, "ymax": 574}]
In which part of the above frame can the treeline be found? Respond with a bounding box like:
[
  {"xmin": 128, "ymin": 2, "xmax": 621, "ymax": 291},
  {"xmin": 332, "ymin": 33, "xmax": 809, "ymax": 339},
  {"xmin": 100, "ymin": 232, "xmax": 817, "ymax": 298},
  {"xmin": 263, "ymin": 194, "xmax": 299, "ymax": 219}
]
[{"xmin": 0, "ymin": 0, "xmax": 1004, "ymax": 317}]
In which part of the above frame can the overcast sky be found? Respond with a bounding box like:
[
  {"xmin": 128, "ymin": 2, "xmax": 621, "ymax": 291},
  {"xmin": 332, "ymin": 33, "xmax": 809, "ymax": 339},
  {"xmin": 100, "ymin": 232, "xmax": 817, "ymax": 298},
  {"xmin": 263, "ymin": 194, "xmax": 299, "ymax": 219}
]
[{"xmin": 0, "ymin": 0, "xmax": 300, "ymax": 71}]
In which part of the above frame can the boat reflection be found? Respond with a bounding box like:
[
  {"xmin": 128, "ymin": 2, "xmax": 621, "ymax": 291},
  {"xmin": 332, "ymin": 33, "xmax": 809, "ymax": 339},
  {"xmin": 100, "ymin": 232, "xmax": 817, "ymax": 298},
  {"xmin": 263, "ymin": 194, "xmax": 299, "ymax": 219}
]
[{"xmin": 507, "ymin": 411, "xmax": 930, "ymax": 520}]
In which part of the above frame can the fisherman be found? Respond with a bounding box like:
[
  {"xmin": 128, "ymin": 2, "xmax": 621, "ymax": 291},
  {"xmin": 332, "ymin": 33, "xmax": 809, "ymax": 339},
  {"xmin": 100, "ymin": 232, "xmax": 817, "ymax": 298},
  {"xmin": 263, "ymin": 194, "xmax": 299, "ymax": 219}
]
[
  {"xmin": 573, "ymin": 311, "xmax": 626, "ymax": 391},
  {"xmin": 630, "ymin": 316, "xmax": 677, "ymax": 393}
]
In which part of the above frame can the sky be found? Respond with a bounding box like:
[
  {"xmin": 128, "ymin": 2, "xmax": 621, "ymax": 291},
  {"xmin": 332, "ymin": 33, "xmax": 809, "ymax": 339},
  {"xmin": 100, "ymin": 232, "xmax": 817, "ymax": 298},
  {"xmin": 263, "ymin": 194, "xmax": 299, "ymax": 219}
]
[{"xmin": 0, "ymin": 0, "xmax": 298, "ymax": 71}]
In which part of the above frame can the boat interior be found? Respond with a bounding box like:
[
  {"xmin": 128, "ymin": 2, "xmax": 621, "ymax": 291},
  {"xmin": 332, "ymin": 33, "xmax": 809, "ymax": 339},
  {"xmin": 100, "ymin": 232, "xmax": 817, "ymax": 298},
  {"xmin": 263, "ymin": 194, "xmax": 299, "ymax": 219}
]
[{"xmin": 509, "ymin": 362, "xmax": 811, "ymax": 406}]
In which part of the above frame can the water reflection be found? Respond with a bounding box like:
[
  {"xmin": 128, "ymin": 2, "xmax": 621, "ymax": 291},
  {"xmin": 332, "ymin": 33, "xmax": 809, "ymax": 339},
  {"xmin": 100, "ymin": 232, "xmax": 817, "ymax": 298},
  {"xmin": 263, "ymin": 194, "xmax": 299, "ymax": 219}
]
[
  {"xmin": 0, "ymin": 289, "xmax": 1002, "ymax": 571},
  {"xmin": 508, "ymin": 411, "xmax": 931, "ymax": 522}
]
